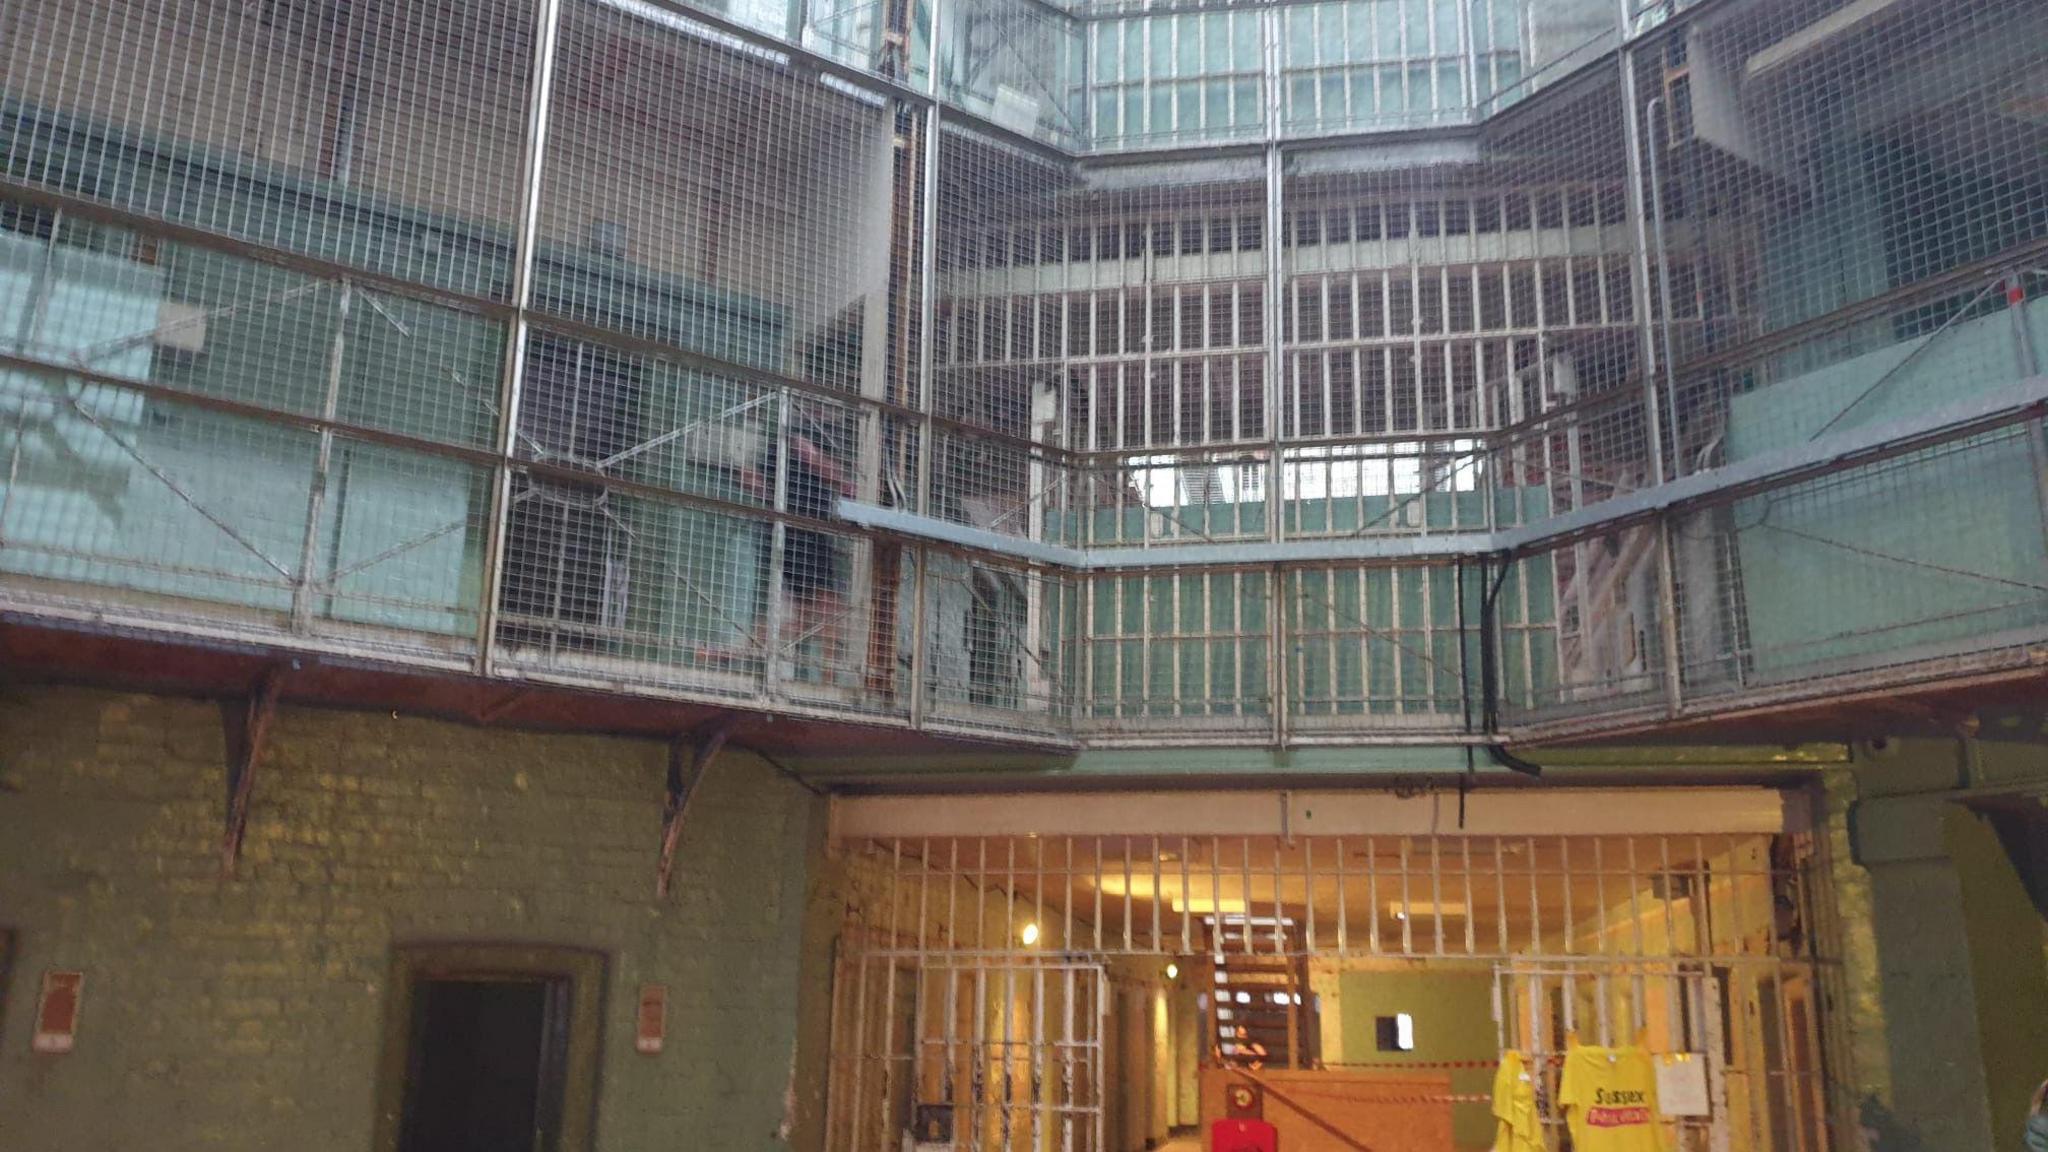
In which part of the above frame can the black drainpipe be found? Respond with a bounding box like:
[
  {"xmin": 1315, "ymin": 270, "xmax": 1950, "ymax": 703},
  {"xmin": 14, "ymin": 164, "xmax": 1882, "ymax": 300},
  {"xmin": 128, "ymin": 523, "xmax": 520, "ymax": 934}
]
[{"xmin": 1478, "ymin": 553, "xmax": 1543, "ymax": 778}]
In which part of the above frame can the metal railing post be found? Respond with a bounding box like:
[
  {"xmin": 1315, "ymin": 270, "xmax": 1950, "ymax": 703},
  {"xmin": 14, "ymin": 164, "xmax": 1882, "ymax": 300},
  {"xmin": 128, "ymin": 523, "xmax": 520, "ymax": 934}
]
[
  {"xmin": 476, "ymin": 0, "xmax": 565, "ymax": 675},
  {"xmin": 1616, "ymin": 3, "xmax": 1683, "ymax": 715},
  {"xmin": 1263, "ymin": 4, "xmax": 1289, "ymax": 747}
]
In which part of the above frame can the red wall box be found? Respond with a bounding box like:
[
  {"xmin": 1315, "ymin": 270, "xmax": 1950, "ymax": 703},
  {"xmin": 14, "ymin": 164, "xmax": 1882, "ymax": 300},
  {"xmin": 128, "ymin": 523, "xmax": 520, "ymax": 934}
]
[{"xmin": 1211, "ymin": 1117, "xmax": 1278, "ymax": 1152}]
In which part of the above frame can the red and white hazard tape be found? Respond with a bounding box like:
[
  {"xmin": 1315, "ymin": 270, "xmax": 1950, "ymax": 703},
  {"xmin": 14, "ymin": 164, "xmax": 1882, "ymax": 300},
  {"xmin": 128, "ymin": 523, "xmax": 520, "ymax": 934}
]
[{"xmin": 1319, "ymin": 1055, "xmax": 1564, "ymax": 1071}]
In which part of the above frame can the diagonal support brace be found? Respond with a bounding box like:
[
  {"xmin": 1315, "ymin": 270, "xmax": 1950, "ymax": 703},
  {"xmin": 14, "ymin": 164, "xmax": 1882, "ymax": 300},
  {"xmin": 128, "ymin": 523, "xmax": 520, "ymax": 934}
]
[
  {"xmin": 657, "ymin": 712, "xmax": 738, "ymax": 898},
  {"xmin": 220, "ymin": 665, "xmax": 287, "ymax": 877}
]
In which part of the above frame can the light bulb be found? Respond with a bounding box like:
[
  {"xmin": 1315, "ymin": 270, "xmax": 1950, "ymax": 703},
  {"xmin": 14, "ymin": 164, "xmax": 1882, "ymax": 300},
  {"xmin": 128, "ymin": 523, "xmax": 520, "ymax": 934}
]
[
  {"xmin": 1166, "ymin": 963, "xmax": 1180, "ymax": 980},
  {"xmin": 1020, "ymin": 922, "xmax": 1040, "ymax": 946}
]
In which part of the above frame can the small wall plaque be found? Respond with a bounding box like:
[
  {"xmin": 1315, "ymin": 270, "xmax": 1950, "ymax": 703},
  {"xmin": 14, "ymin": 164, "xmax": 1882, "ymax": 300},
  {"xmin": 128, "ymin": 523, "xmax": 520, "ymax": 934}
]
[
  {"xmin": 635, "ymin": 984, "xmax": 667, "ymax": 1054},
  {"xmin": 33, "ymin": 970, "xmax": 83, "ymax": 1054}
]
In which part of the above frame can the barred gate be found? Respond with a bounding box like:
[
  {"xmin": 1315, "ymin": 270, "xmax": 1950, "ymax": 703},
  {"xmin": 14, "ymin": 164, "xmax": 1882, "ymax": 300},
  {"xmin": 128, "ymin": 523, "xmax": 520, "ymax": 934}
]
[
  {"xmin": 828, "ymin": 954, "xmax": 1108, "ymax": 1152},
  {"xmin": 1494, "ymin": 959, "xmax": 1828, "ymax": 1152}
]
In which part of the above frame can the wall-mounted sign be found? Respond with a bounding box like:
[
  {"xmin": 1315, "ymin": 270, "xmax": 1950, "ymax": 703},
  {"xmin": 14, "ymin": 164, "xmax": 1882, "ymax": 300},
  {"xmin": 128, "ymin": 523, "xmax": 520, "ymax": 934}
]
[
  {"xmin": 635, "ymin": 984, "xmax": 667, "ymax": 1054},
  {"xmin": 1656, "ymin": 1053, "xmax": 1711, "ymax": 1117},
  {"xmin": 33, "ymin": 970, "xmax": 83, "ymax": 1054}
]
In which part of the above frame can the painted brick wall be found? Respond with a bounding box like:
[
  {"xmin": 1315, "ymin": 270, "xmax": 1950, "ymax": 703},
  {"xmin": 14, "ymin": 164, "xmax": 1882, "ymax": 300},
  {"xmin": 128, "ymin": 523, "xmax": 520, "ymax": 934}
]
[{"xmin": 0, "ymin": 684, "xmax": 826, "ymax": 1152}]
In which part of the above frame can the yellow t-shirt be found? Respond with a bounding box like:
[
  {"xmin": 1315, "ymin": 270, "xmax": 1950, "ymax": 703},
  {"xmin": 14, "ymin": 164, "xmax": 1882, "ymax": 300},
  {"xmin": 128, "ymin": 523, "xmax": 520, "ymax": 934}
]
[
  {"xmin": 1557, "ymin": 1044, "xmax": 1667, "ymax": 1152},
  {"xmin": 1491, "ymin": 1050, "xmax": 1547, "ymax": 1152}
]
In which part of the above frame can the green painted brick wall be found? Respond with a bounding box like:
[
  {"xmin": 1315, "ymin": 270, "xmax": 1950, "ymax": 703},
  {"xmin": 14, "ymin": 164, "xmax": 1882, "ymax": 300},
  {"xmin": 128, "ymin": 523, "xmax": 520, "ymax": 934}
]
[{"xmin": 0, "ymin": 684, "xmax": 828, "ymax": 1152}]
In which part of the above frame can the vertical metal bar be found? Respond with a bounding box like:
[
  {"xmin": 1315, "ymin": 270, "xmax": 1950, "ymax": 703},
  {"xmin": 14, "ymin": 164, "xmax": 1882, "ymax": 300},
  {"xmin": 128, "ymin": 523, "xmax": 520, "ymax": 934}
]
[
  {"xmin": 1094, "ymin": 970, "xmax": 1107, "ymax": 1152},
  {"xmin": 1263, "ymin": 3, "xmax": 1290, "ymax": 751},
  {"xmin": 1796, "ymin": 965, "xmax": 1830, "ymax": 1152},
  {"xmin": 1658, "ymin": 836, "xmax": 1678, "ymax": 957},
  {"xmin": 1239, "ymin": 836, "xmax": 1254, "ymax": 953},
  {"xmin": 1094, "ymin": 837, "xmax": 1105, "ymax": 953},
  {"xmin": 1644, "ymin": 95, "xmax": 1682, "ymax": 474},
  {"xmin": 1366, "ymin": 834, "xmax": 1381, "ymax": 954},
  {"xmin": 1037, "ymin": 835, "xmax": 1047, "ymax": 950},
  {"xmin": 1615, "ymin": 13, "xmax": 1684, "ymax": 718},
  {"xmin": 766, "ymin": 391, "xmax": 794, "ymax": 690},
  {"xmin": 949, "ymin": 839, "xmax": 961, "ymax": 953},
  {"xmin": 1032, "ymin": 965, "xmax": 1047, "ymax": 1152},
  {"xmin": 920, "ymin": 838, "xmax": 932, "ymax": 958},
  {"xmin": 476, "ymin": 0, "xmax": 564, "ymax": 674},
  {"xmin": 1527, "ymin": 836, "xmax": 1541, "ymax": 955},
  {"xmin": 915, "ymin": 21, "xmax": 941, "ymax": 517},
  {"xmin": 1399, "ymin": 836, "xmax": 1413, "ymax": 954},
  {"xmin": 1561, "ymin": 837, "xmax": 1576, "ymax": 955},
  {"xmin": 1181, "ymin": 834, "xmax": 1193, "ymax": 956},
  {"xmin": 1270, "ymin": 836, "xmax": 1284, "ymax": 955},
  {"xmin": 1626, "ymin": 837, "xmax": 1647, "ymax": 960},
  {"xmin": 1286, "ymin": 959, "xmax": 1301, "ymax": 1069},
  {"xmin": 910, "ymin": 544, "xmax": 930, "ymax": 726},
  {"xmin": 1593, "ymin": 837, "xmax": 1611, "ymax": 957},
  {"xmin": 1140, "ymin": 566, "xmax": 1153, "ymax": 716},
  {"xmin": 1737, "ymin": 970, "xmax": 1768, "ymax": 1152},
  {"xmin": 825, "ymin": 951, "xmax": 848, "ymax": 1152},
  {"xmin": 1461, "ymin": 836, "xmax": 1476, "ymax": 955},
  {"xmin": 1210, "ymin": 834, "xmax": 1224, "ymax": 957},
  {"xmin": 1304, "ymin": 837, "xmax": 1317, "ymax": 955},
  {"xmin": 1065, "ymin": 837, "xmax": 1076, "ymax": 956},
  {"xmin": 880, "ymin": 847, "xmax": 902, "ymax": 1152},
  {"xmin": 1694, "ymin": 834, "xmax": 1711, "ymax": 955},
  {"xmin": 1429, "ymin": 836, "xmax": 1445, "ymax": 955},
  {"xmin": 1595, "ymin": 969, "xmax": 1611, "ymax": 1047},
  {"xmin": 1123, "ymin": 837, "xmax": 1134, "ymax": 953},
  {"xmin": 908, "ymin": 965, "xmax": 927, "ymax": 1152},
  {"xmin": 292, "ymin": 279, "xmax": 350, "ymax": 630},
  {"xmin": 1001, "ymin": 960, "xmax": 1016, "ymax": 1152},
  {"xmin": 1388, "ymin": 566, "xmax": 1405, "ymax": 712},
  {"xmin": 1151, "ymin": 835, "xmax": 1163, "ymax": 952},
  {"xmin": 1655, "ymin": 515, "xmax": 1685, "ymax": 714},
  {"xmin": 1061, "ymin": 964, "xmax": 1077, "ymax": 1152},
  {"xmin": 905, "ymin": 96, "xmax": 938, "ymax": 723},
  {"xmin": 851, "ymin": 954, "xmax": 872, "ymax": 1152},
  {"xmin": 1335, "ymin": 835, "xmax": 1350, "ymax": 956},
  {"xmin": 979, "ymin": 839, "xmax": 989, "ymax": 951},
  {"xmin": 973, "ymin": 965, "xmax": 989, "ymax": 1152},
  {"xmin": 1494, "ymin": 837, "xmax": 1509, "ymax": 956},
  {"xmin": 945, "ymin": 963, "xmax": 961, "ymax": 1141}
]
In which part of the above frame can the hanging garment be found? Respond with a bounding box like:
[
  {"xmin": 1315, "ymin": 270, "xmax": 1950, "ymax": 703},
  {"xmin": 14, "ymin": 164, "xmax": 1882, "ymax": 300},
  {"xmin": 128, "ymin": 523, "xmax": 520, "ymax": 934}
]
[
  {"xmin": 1558, "ymin": 1042, "xmax": 1668, "ymax": 1152},
  {"xmin": 1492, "ymin": 1049, "xmax": 1548, "ymax": 1152}
]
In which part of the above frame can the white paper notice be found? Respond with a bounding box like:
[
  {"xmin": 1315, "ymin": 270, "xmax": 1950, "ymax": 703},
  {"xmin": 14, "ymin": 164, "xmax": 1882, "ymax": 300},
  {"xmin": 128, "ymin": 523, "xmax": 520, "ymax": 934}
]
[{"xmin": 1657, "ymin": 1053, "xmax": 1711, "ymax": 1117}]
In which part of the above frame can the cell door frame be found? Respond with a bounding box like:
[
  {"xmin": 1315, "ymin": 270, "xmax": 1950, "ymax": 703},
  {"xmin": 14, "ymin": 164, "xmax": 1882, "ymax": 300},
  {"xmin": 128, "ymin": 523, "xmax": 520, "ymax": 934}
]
[{"xmin": 371, "ymin": 943, "xmax": 608, "ymax": 1152}]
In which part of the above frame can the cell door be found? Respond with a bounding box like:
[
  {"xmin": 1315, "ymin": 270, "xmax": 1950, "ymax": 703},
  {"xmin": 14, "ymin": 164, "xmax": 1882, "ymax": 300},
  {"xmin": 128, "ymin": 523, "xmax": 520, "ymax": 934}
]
[
  {"xmin": 1493, "ymin": 961, "xmax": 1729, "ymax": 1152},
  {"xmin": 828, "ymin": 955, "xmax": 1107, "ymax": 1152}
]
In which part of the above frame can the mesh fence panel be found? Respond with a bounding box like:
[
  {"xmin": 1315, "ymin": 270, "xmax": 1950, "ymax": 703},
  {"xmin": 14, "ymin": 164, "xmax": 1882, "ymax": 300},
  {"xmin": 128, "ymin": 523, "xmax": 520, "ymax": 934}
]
[
  {"xmin": 1638, "ymin": 0, "xmax": 2048, "ymax": 476},
  {"xmin": 919, "ymin": 554, "xmax": 1077, "ymax": 734},
  {"xmin": 1, "ymin": 0, "xmax": 535, "ymax": 299},
  {"xmin": 543, "ymin": 0, "xmax": 897, "ymax": 386}
]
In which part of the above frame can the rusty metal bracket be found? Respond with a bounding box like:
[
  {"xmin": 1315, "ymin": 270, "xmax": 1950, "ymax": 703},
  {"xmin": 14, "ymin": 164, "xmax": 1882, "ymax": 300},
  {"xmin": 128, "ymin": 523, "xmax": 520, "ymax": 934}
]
[
  {"xmin": 220, "ymin": 665, "xmax": 286, "ymax": 877},
  {"xmin": 657, "ymin": 712, "xmax": 738, "ymax": 898}
]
